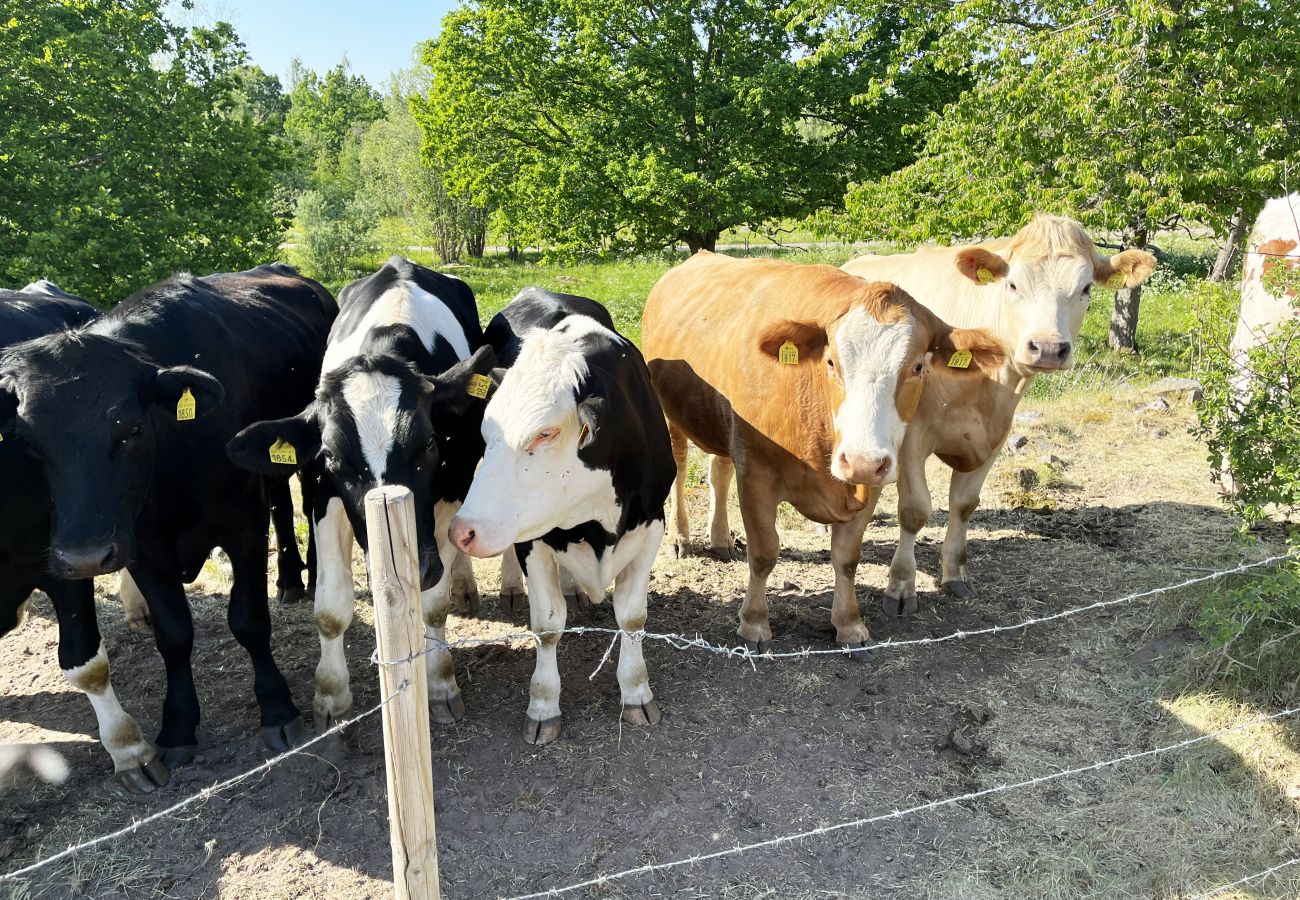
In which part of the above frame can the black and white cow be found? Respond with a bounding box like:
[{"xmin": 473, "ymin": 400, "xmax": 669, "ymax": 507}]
[
  {"xmin": 0, "ymin": 264, "xmax": 335, "ymax": 787},
  {"xmin": 228, "ymin": 257, "xmax": 496, "ymax": 730},
  {"xmin": 449, "ymin": 287, "xmax": 675, "ymax": 745}
]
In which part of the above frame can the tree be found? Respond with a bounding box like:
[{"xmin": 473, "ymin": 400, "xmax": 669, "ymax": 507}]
[
  {"xmin": 0, "ymin": 1, "xmax": 291, "ymax": 300},
  {"xmin": 283, "ymin": 60, "xmax": 384, "ymax": 189},
  {"xmin": 415, "ymin": 0, "xmax": 954, "ymax": 255},
  {"xmin": 816, "ymin": 0, "xmax": 1300, "ymax": 350}
]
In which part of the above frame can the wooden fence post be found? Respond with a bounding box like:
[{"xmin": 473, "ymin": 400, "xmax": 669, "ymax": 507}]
[{"xmin": 365, "ymin": 486, "xmax": 442, "ymax": 900}]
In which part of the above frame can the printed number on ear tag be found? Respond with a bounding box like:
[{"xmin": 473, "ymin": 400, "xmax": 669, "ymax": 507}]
[
  {"xmin": 1107, "ymin": 272, "xmax": 1127, "ymax": 289},
  {"xmin": 176, "ymin": 388, "xmax": 196, "ymax": 421},
  {"xmin": 466, "ymin": 374, "xmax": 491, "ymax": 399},
  {"xmin": 976, "ymin": 268, "xmax": 997, "ymax": 284},
  {"xmin": 268, "ymin": 439, "xmax": 298, "ymax": 466},
  {"xmin": 947, "ymin": 349, "xmax": 973, "ymax": 369},
  {"xmin": 778, "ymin": 341, "xmax": 799, "ymax": 365}
]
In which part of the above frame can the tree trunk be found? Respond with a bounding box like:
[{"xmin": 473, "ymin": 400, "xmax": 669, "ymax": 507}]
[
  {"xmin": 464, "ymin": 206, "xmax": 486, "ymax": 258},
  {"xmin": 1208, "ymin": 208, "xmax": 1247, "ymax": 283},
  {"xmin": 1108, "ymin": 225, "xmax": 1149, "ymax": 353}
]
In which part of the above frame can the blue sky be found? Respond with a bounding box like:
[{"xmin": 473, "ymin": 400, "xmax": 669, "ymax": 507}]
[{"xmin": 189, "ymin": 0, "xmax": 459, "ymax": 90}]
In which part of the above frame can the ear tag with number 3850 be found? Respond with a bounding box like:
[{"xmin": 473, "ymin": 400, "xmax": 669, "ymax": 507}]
[
  {"xmin": 977, "ymin": 268, "xmax": 997, "ymax": 284},
  {"xmin": 778, "ymin": 341, "xmax": 799, "ymax": 365},
  {"xmin": 1107, "ymin": 272, "xmax": 1127, "ymax": 289},
  {"xmin": 176, "ymin": 388, "xmax": 196, "ymax": 421}
]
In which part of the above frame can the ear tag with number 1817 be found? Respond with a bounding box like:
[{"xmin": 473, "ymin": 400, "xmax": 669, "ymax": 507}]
[
  {"xmin": 947, "ymin": 349, "xmax": 973, "ymax": 369},
  {"xmin": 778, "ymin": 341, "xmax": 799, "ymax": 365}
]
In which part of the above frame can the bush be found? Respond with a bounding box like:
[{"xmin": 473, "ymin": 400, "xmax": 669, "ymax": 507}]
[{"xmin": 287, "ymin": 186, "xmax": 379, "ymax": 285}]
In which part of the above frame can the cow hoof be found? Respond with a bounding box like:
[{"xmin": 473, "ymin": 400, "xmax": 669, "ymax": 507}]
[
  {"xmin": 261, "ymin": 717, "xmax": 306, "ymax": 753},
  {"xmin": 837, "ymin": 641, "xmax": 875, "ymax": 663},
  {"xmin": 565, "ymin": 590, "xmax": 595, "ymax": 611},
  {"xmin": 500, "ymin": 588, "xmax": 528, "ymax": 615},
  {"xmin": 452, "ymin": 586, "xmax": 480, "ymax": 618},
  {"xmin": 882, "ymin": 594, "xmax": 917, "ymax": 618},
  {"xmin": 621, "ymin": 700, "xmax": 662, "ymax": 727},
  {"xmin": 158, "ymin": 744, "xmax": 197, "ymax": 771},
  {"xmin": 704, "ymin": 545, "xmax": 734, "ymax": 562},
  {"xmin": 125, "ymin": 614, "xmax": 153, "ymax": 636},
  {"xmin": 113, "ymin": 755, "xmax": 170, "ymax": 794},
  {"xmin": 276, "ymin": 585, "xmax": 306, "ymax": 604},
  {"xmin": 430, "ymin": 692, "xmax": 465, "ymax": 725},
  {"xmin": 742, "ymin": 639, "xmax": 772, "ymax": 655},
  {"xmin": 314, "ymin": 706, "xmax": 353, "ymax": 733},
  {"xmin": 942, "ymin": 580, "xmax": 976, "ymax": 601},
  {"xmin": 671, "ymin": 537, "xmax": 689, "ymax": 560},
  {"xmin": 522, "ymin": 715, "xmax": 562, "ymax": 746}
]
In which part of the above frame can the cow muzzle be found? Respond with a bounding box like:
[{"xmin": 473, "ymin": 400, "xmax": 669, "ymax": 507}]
[
  {"xmin": 449, "ymin": 516, "xmax": 504, "ymax": 559},
  {"xmin": 51, "ymin": 542, "xmax": 127, "ymax": 579},
  {"xmin": 1025, "ymin": 339, "xmax": 1072, "ymax": 370},
  {"xmin": 833, "ymin": 450, "xmax": 895, "ymax": 486}
]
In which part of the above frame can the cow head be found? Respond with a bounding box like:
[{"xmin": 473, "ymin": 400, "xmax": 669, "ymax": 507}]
[
  {"xmin": 756, "ymin": 284, "xmax": 1004, "ymax": 486},
  {"xmin": 450, "ymin": 316, "xmax": 629, "ymax": 558},
  {"xmin": 0, "ymin": 333, "xmax": 224, "ymax": 578},
  {"xmin": 955, "ymin": 217, "xmax": 1156, "ymax": 372},
  {"xmin": 227, "ymin": 345, "xmax": 497, "ymax": 591}
]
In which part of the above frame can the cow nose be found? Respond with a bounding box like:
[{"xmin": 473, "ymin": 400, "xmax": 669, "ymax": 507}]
[
  {"xmin": 1027, "ymin": 340, "xmax": 1071, "ymax": 367},
  {"xmin": 836, "ymin": 451, "xmax": 894, "ymax": 485},
  {"xmin": 449, "ymin": 517, "xmax": 478, "ymax": 555},
  {"xmin": 53, "ymin": 543, "xmax": 122, "ymax": 579}
]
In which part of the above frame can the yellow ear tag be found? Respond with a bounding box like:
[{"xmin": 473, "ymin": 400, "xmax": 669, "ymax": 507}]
[
  {"xmin": 578, "ymin": 422, "xmax": 591, "ymax": 444},
  {"xmin": 976, "ymin": 268, "xmax": 997, "ymax": 285},
  {"xmin": 466, "ymin": 373, "xmax": 491, "ymax": 399},
  {"xmin": 176, "ymin": 388, "xmax": 196, "ymax": 421},
  {"xmin": 778, "ymin": 341, "xmax": 799, "ymax": 365},
  {"xmin": 1107, "ymin": 272, "xmax": 1127, "ymax": 289},
  {"xmin": 268, "ymin": 438, "xmax": 298, "ymax": 466},
  {"xmin": 947, "ymin": 349, "xmax": 973, "ymax": 369}
]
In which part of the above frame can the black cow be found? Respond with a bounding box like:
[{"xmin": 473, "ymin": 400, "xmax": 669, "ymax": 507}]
[
  {"xmin": 227, "ymin": 257, "xmax": 495, "ymax": 731},
  {"xmin": 0, "ymin": 264, "xmax": 335, "ymax": 786},
  {"xmin": 448, "ymin": 288, "xmax": 675, "ymax": 745}
]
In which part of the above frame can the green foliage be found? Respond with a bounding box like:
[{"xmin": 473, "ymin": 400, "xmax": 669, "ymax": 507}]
[
  {"xmin": 283, "ymin": 61, "xmax": 383, "ymax": 189},
  {"xmin": 0, "ymin": 1, "xmax": 290, "ymax": 300},
  {"xmin": 816, "ymin": 0, "xmax": 1300, "ymax": 245},
  {"xmin": 286, "ymin": 185, "xmax": 379, "ymax": 285},
  {"xmin": 416, "ymin": 0, "xmax": 957, "ymax": 256}
]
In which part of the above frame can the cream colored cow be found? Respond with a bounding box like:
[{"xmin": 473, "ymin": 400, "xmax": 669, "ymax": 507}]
[{"xmin": 836, "ymin": 216, "xmax": 1156, "ymax": 613}]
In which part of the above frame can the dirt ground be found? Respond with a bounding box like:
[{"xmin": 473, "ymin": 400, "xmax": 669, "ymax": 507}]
[{"xmin": 2, "ymin": 385, "xmax": 1298, "ymax": 900}]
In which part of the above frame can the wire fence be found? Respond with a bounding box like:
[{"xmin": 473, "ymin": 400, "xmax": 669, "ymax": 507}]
[{"xmin": 2, "ymin": 551, "xmax": 1297, "ymax": 896}]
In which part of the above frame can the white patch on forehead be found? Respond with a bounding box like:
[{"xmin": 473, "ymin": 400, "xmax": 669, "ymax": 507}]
[
  {"xmin": 324, "ymin": 280, "xmax": 471, "ymax": 373},
  {"xmin": 342, "ymin": 371, "xmax": 402, "ymax": 479},
  {"xmin": 835, "ymin": 307, "xmax": 912, "ymax": 382},
  {"xmin": 486, "ymin": 315, "xmax": 614, "ymax": 446},
  {"xmin": 831, "ymin": 307, "xmax": 914, "ymax": 475}
]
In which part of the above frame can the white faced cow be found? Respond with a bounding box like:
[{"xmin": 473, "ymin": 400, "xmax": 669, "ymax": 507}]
[
  {"xmin": 228, "ymin": 257, "xmax": 495, "ymax": 730},
  {"xmin": 450, "ymin": 288, "xmax": 675, "ymax": 745}
]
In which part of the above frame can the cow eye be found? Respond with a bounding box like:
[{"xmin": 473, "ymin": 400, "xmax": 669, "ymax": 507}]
[
  {"xmin": 129, "ymin": 423, "xmax": 143, "ymax": 438},
  {"xmin": 1082, "ymin": 283, "xmax": 1093, "ymax": 298},
  {"xmin": 1007, "ymin": 281, "xmax": 1018, "ymax": 293},
  {"xmin": 911, "ymin": 362, "xmax": 925, "ymax": 376},
  {"xmin": 527, "ymin": 429, "xmax": 559, "ymax": 453}
]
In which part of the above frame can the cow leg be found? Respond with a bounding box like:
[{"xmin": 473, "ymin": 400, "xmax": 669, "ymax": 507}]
[
  {"xmin": 561, "ymin": 567, "xmax": 593, "ymax": 610},
  {"xmin": 707, "ymin": 454, "xmax": 735, "ymax": 560},
  {"xmin": 518, "ymin": 542, "xmax": 565, "ymax": 745},
  {"xmin": 499, "ymin": 545, "xmax": 527, "ymax": 614},
  {"xmin": 940, "ymin": 455, "xmax": 997, "ymax": 601},
  {"xmin": 667, "ymin": 419, "xmax": 691, "ymax": 558},
  {"xmin": 312, "ymin": 496, "xmax": 356, "ymax": 730},
  {"xmin": 129, "ymin": 564, "xmax": 200, "ymax": 769},
  {"xmin": 449, "ymin": 551, "xmax": 480, "ymax": 617},
  {"xmin": 615, "ymin": 521, "xmax": 665, "ymax": 726},
  {"xmin": 269, "ymin": 477, "xmax": 306, "ymax": 604},
  {"xmin": 830, "ymin": 508, "xmax": 873, "ymax": 660},
  {"xmin": 735, "ymin": 474, "xmax": 780, "ymax": 650},
  {"xmin": 885, "ymin": 454, "xmax": 931, "ymax": 617},
  {"xmin": 118, "ymin": 570, "xmax": 152, "ymax": 634},
  {"xmin": 300, "ymin": 471, "xmax": 319, "ymax": 602},
  {"xmin": 423, "ymin": 500, "xmax": 465, "ymax": 725},
  {"xmin": 226, "ymin": 526, "xmax": 304, "ymax": 752},
  {"xmin": 45, "ymin": 579, "xmax": 167, "ymax": 793}
]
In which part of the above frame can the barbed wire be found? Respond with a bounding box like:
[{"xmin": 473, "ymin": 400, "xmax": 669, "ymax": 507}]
[
  {"xmin": 0, "ymin": 683, "xmax": 406, "ymax": 886},
  {"xmin": 502, "ymin": 703, "xmax": 1300, "ymax": 899},
  {"xmin": 372, "ymin": 552, "xmax": 1298, "ymax": 668},
  {"xmin": 1190, "ymin": 854, "xmax": 1300, "ymax": 898}
]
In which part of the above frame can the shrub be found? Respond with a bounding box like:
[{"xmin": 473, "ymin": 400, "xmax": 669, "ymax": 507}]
[{"xmin": 287, "ymin": 186, "xmax": 379, "ymax": 285}]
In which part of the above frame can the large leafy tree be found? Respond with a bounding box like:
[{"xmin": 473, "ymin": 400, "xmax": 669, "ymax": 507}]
[
  {"xmin": 816, "ymin": 0, "xmax": 1300, "ymax": 350},
  {"xmin": 416, "ymin": 0, "xmax": 954, "ymax": 254},
  {"xmin": 0, "ymin": 1, "xmax": 291, "ymax": 301},
  {"xmin": 283, "ymin": 60, "xmax": 384, "ymax": 189}
]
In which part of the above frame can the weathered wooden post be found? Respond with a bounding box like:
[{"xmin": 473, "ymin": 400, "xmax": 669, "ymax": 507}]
[{"xmin": 365, "ymin": 485, "xmax": 441, "ymax": 900}]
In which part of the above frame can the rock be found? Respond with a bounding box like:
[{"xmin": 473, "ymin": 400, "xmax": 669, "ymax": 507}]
[
  {"xmin": 1147, "ymin": 377, "xmax": 1203, "ymax": 402},
  {"xmin": 1039, "ymin": 454, "xmax": 1065, "ymax": 466},
  {"xmin": 1014, "ymin": 410, "xmax": 1044, "ymax": 423},
  {"xmin": 1151, "ymin": 428, "xmax": 1170, "ymax": 438},
  {"xmin": 1135, "ymin": 396, "xmax": 1170, "ymax": 415},
  {"xmin": 1007, "ymin": 434, "xmax": 1029, "ymax": 451},
  {"xmin": 1014, "ymin": 468, "xmax": 1040, "ymax": 489}
]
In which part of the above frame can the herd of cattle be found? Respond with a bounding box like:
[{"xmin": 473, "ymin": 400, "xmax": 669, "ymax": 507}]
[{"xmin": 2, "ymin": 201, "xmax": 1294, "ymax": 799}]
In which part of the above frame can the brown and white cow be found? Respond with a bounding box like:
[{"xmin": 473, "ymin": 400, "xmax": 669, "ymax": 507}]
[
  {"xmin": 1218, "ymin": 193, "xmax": 1300, "ymax": 494},
  {"xmin": 643, "ymin": 251, "xmax": 1003, "ymax": 656},
  {"xmin": 840, "ymin": 216, "xmax": 1156, "ymax": 612}
]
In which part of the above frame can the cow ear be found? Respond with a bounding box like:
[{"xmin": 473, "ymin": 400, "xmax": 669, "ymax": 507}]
[
  {"xmin": 151, "ymin": 366, "xmax": 224, "ymax": 419},
  {"xmin": 930, "ymin": 327, "xmax": 1007, "ymax": 377},
  {"xmin": 226, "ymin": 410, "xmax": 322, "ymax": 474},
  {"xmin": 424, "ymin": 345, "xmax": 500, "ymax": 423},
  {"xmin": 1095, "ymin": 249, "xmax": 1157, "ymax": 289},
  {"xmin": 576, "ymin": 396, "xmax": 605, "ymax": 449},
  {"xmin": 955, "ymin": 248, "xmax": 1010, "ymax": 285},
  {"xmin": 756, "ymin": 320, "xmax": 828, "ymax": 362},
  {"xmin": 0, "ymin": 382, "xmax": 17, "ymax": 438}
]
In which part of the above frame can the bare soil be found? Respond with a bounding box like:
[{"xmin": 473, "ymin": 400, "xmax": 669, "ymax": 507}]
[{"xmin": 2, "ymin": 388, "xmax": 1297, "ymax": 900}]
